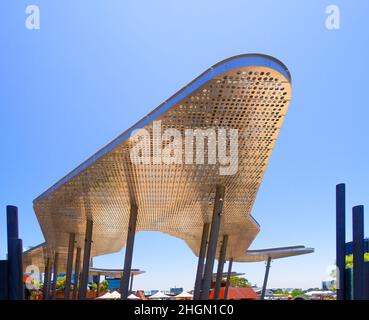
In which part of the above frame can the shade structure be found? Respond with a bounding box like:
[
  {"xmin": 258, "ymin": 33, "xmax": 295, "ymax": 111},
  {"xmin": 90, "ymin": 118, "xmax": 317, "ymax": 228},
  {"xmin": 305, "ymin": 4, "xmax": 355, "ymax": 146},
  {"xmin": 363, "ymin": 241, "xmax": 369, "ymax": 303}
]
[
  {"xmin": 305, "ymin": 291, "xmax": 334, "ymax": 296},
  {"xmin": 149, "ymin": 291, "xmax": 170, "ymax": 299},
  {"xmin": 28, "ymin": 54, "xmax": 292, "ymax": 269},
  {"xmin": 96, "ymin": 291, "xmax": 121, "ymax": 299},
  {"xmin": 175, "ymin": 291, "xmax": 193, "ymax": 299},
  {"xmin": 96, "ymin": 292, "xmax": 112, "ymax": 299},
  {"xmin": 236, "ymin": 245, "xmax": 314, "ymax": 262},
  {"xmin": 127, "ymin": 293, "xmax": 141, "ymax": 300},
  {"xmin": 109, "ymin": 291, "xmax": 121, "ymax": 299},
  {"xmin": 89, "ymin": 267, "xmax": 145, "ymax": 278}
]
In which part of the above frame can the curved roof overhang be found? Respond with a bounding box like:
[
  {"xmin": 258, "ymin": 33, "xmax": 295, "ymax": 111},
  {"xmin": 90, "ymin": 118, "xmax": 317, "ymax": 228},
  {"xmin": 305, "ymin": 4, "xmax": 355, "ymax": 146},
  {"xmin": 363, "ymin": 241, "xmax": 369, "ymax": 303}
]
[
  {"xmin": 31, "ymin": 54, "xmax": 292, "ymax": 265},
  {"xmin": 235, "ymin": 245, "xmax": 314, "ymax": 262}
]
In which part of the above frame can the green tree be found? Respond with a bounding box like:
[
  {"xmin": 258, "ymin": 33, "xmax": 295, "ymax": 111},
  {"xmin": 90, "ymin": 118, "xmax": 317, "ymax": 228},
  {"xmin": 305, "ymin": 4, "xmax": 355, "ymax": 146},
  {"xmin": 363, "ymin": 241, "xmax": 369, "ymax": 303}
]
[
  {"xmin": 345, "ymin": 253, "xmax": 369, "ymax": 269},
  {"xmin": 291, "ymin": 289, "xmax": 306, "ymax": 298},
  {"xmin": 99, "ymin": 280, "xmax": 109, "ymax": 291},
  {"xmin": 274, "ymin": 289, "xmax": 288, "ymax": 294},
  {"xmin": 229, "ymin": 276, "xmax": 251, "ymax": 288},
  {"xmin": 56, "ymin": 276, "xmax": 66, "ymax": 290}
]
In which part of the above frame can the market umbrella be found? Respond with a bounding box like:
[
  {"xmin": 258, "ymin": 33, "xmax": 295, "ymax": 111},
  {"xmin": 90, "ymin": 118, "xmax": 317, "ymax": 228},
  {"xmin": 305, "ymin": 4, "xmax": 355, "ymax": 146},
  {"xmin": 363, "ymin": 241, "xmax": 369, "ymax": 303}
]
[
  {"xmin": 109, "ymin": 291, "xmax": 121, "ymax": 299},
  {"xmin": 128, "ymin": 293, "xmax": 141, "ymax": 300},
  {"xmin": 148, "ymin": 291, "xmax": 170, "ymax": 299},
  {"xmin": 96, "ymin": 292, "xmax": 112, "ymax": 299},
  {"xmin": 175, "ymin": 291, "xmax": 193, "ymax": 299}
]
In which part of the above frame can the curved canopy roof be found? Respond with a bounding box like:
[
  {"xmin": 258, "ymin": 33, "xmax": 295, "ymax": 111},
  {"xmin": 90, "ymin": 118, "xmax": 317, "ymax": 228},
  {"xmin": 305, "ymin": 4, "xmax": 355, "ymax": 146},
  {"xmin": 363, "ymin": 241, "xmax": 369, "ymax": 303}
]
[
  {"xmin": 31, "ymin": 54, "xmax": 292, "ymax": 266},
  {"xmin": 236, "ymin": 245, "xmax": 314, "ymax": 262},
  {"xmin": 89, "ymin": 267, "xmax": 144, "ymax": 277}
]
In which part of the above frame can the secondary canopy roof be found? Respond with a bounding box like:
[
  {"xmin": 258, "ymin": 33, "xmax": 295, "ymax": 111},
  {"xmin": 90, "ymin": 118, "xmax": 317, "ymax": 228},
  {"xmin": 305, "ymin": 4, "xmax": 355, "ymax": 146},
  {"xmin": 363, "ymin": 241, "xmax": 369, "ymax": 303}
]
[{"xmin": 236, "ymin": 245, "xmax": 314, "ymax": 262}]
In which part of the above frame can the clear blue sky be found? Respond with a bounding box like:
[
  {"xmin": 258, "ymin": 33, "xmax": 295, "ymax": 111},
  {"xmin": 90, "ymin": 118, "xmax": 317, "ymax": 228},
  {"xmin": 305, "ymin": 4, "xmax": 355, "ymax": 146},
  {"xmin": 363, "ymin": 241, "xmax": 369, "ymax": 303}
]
[{"xmin": 1, "ymin": 1, "xmax": 368, "ymax": 291}]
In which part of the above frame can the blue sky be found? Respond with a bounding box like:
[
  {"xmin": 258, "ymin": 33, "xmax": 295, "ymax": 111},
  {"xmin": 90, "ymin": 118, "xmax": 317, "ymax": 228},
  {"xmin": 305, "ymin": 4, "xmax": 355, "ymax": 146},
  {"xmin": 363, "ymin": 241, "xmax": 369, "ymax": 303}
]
[{"xmin": 1, "ymin": 1, "xmax": 368, "ymax": 291}]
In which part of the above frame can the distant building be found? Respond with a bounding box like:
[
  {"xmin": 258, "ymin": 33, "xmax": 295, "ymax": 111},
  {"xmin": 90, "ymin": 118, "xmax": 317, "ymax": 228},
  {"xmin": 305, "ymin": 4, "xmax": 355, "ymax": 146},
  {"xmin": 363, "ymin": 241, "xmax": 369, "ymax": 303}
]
[
  {"xmin": 170, "ymin": 287, "xmax": 183, "ymax": 295},
  {"xmin": 322, "ymin": 279, "xmax": 335, "ymax": 291},
  {"xmin": 106, "ymin": 277, "xmax": 120, "ymax": 290},
  {"xmin": 144, "ymin": 290, "xmax": 159, "ymax": 296}
]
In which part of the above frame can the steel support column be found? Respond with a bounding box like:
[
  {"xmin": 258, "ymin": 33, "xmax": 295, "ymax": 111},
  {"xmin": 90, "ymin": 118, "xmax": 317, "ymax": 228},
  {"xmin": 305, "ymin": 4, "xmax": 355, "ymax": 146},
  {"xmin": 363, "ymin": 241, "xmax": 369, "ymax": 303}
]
[
  {"xmin": 79, "ymin": 219, "xmax": 93, "ymax": 300},
  {"xmin": 353, "ymin": 205, "xmax": 364, "ymax": 300},
  {"xmin": 65, "ymin": 233, "xmax": 75, "ymax": 299},
  {"xmin": 129, "ymin": 273, "xmax": 134, "ymax": 294},
  {"xmin": 193, "ymin": 223, "xmax": 210, "ymax": 300},
  {"xmin": 214, "ymin": 234, "xmax": 228, "ymax": 300},
  {"xmin": 96, "ymin": 273, "xmax": 101, "ymax": 298},
  {"xmin": 261, "ymin": 257, "xmax": 272, "ymax": 300},
  {"xmin": 200, "ymin": 185, "xmax": 225, "ymax": 300},
  {"xmin": 43, "ymin": 258, "xmax": 50, "ymax": 300},
  {"xmin": 51, "ymin": 252, "xmax": 59, "ymax": 299},
  {"xmin": 120, "ymin": 204, "xmax": 138, "ymax": 300},
  {"xmin": 45, "ymin": 256, "xmax": 53, "ymax": 299},
  {"xmin": 6, "ymin": 205, "xmax": 24, "ymax": 300},
  {"xmin": 336, "ymin": 183, "xmax": 346, "ymax": 300},
  {"xmin": 224, "ymin": 258, "xmax": 233, "ymax": 300},
  {"xmin": 364, "ymin": 262, "xmax": 369, "ymax": 300},
  {"xmin": 72, "ymin": 247, "xmax": 81, "ymax": 300}
]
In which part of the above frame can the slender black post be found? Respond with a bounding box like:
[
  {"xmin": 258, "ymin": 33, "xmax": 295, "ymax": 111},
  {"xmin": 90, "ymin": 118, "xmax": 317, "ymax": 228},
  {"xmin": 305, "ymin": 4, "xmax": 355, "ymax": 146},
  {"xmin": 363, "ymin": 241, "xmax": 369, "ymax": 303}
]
[
  {"xmin": 193, "ymin": 223, "xmax": 210, "ymax": 300},
  {"xmin": 7, "ymin": 206, "xmax": 24, "ymax": 300},
  {"xmin": 353, "ymin": 205, "xmax": 364, "ymax": 300},
  {"xmin": 79, "ymin": 219, "xmax": 93, "ymax": 300},
  {"xmin": 129, "ymin": 273, "xmax": 134, "ymax": 294},
  {"xmin": 96, "ymin": 273, "xmax": 101, "ymax": 298},
  {"xmin": 0, "ymin": 260, "xmax": 8, "ymax": 300},
  {"xmin": 200, "ymin": 185, "xmax": 225, "ymax": 300},
  {"xmin": 364, "ymin": 262, "xmax": 369, "ymax": 300},
  {"xmin": 65, "ymin": 233, "xmax": 75, "ymax": 299},
  {"xmin": 224, "ymin": 258, "xmax": 233, "ymax": 299},
  {"xmin": 72, "ymin": 247, "xmax": 81, "ymax": 300},
  {"xmin": 45, "ymin": 256, "xmax": 52, "ymax": 300},
  {"xmin": 336, "ymin": 183, "xmax": 346, "ymax": 300},
  {"xmin": 43, "ymin": 257, "xmax": 50, "ymax": 300},
  {"xmin": 261, "ymin": 257, "xmax": 272, "ymax": 300},
  {"xmin": 120, "ymin": 204, "xmax": 138, "ymax": 299},
  {"xmin": 51, "ymin": 252, "xmax": 59, "ymax": 299},
  {"xmin": 214, "ymin": 234, "xmax": 228, "ymax": 300}
]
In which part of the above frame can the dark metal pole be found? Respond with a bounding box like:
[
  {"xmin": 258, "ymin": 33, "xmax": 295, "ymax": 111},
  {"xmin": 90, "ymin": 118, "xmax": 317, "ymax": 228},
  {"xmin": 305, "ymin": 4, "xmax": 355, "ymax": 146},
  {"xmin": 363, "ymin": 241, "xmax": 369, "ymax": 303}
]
[
  {"xmin": 45, "ymin": 256, "xmax": 53, "ymax": 300},
  {"xmin": 214, "ymin": 234, "xmax": 228, "ymax": 300},
  {"xmin": 0, "ymin": 260, "xmax": 8, "ymax": 300},
  {"xmin": 72, "ymin": 247, "xmax": 81, "ymax": 300},
  {"xmin": 96, "ymin": 272, "xmax": 101, "ymax": 297},
  {"xmin": 120, "ymin": 204, "xmax": 138, "ymax": 299},
  {"xmin": 336, "ymin": 183, "xmax": 346, "ymax": 300},
  {"xmin": 43, "ymin": 258, "xmax": 50, "ymax": 300},
  {"xmin": 51, "ymin": 252, "xmax": 59, "ymax": 299},
  {"xmin": 7, "ymin": 205, "xmax": 24, "ymax": 300},
  {"xmin": 79, "ymin": 219, "xmax": 93, "ymax": 300},
  {"xmin": 129, "ymin": 273, "xmax": 134, "ymax": 294},
  {"xmin": 364, "ymin": 262, "xmax": 369, "ymax": 300},
  {"xmin": 353, "ymin": 205, "xmax": 364, "ymax": 300},
  {"xmin": 6, "ymin": 205, "xmax": 19, "ymax": 239},
  {"xmin": 200, "ymin": 185, "xmax": 225, "ymax": 300},
  {"xmin": 193, "ymin": 223, "xmax": 210, "ymax": 300},
  {"xmin": 261, "ymin": 257, "xmax": 272, "ymax": 300},
  {"xmin": 224, "ymin": 258, "xmax": 233, "ymax": 300},
  {"xmin": 65, "ymin": 233, "xmax": 75, "ymax": 299}
]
